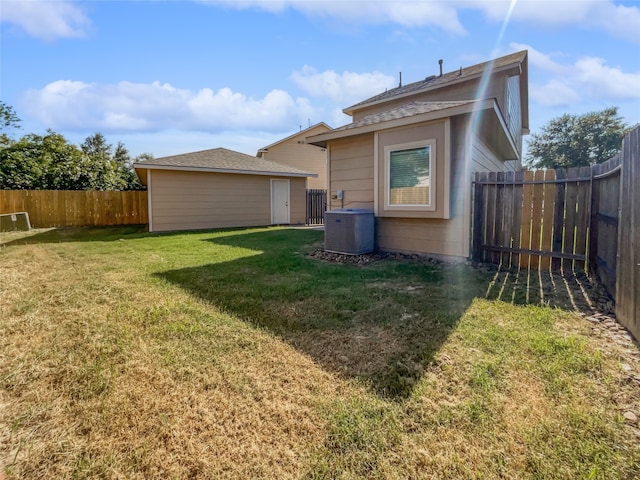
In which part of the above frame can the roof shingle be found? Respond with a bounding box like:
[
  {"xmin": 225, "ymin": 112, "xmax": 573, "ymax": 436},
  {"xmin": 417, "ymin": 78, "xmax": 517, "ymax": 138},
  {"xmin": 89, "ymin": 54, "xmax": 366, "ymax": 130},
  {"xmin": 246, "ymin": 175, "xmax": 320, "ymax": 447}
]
[
  {"xmin": 344, "ymin": 50, "xmax": 527, "ymax": 113},
  {"xmin": 134, "ymin": 147, "xmax": 314, "ymax": 177}
]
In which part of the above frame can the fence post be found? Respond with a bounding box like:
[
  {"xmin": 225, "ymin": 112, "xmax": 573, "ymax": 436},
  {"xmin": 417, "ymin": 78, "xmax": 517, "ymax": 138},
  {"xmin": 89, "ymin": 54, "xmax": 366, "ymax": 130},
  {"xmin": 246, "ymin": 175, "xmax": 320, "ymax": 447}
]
[{"xmin": 471, "ymin": 173, "xmax": 484, "ymax": 262}]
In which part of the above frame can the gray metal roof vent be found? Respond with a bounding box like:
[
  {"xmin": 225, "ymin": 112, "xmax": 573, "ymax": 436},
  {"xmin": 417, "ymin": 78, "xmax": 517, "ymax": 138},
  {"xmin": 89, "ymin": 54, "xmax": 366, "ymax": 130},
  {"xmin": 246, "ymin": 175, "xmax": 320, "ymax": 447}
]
[{"xmin": 324, "ymin": 209, "xmax": 374, "ymax": 255}]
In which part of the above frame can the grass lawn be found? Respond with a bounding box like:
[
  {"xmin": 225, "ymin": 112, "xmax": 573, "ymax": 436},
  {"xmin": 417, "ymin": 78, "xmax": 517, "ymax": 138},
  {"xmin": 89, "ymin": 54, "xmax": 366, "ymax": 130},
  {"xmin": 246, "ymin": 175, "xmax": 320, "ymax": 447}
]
[{"xmin": 1, "ymin": 226, "xmax": 639, "ymax": 479}]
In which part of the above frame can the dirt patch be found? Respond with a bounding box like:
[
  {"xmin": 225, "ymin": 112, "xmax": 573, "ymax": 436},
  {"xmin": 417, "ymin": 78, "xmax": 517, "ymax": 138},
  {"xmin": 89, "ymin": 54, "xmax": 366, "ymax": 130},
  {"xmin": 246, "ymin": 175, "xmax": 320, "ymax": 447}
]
[{"xmin": 307, "ymin": 248, "xmax": 443, "ymax": 267}]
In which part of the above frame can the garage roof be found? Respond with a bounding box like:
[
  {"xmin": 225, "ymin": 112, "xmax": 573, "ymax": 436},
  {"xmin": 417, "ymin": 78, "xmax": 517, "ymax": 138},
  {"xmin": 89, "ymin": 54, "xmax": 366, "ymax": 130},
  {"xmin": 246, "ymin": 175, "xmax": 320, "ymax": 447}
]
[{"xmin": 134, "ymin": 147, "xmax": 316, "ymax": 178}]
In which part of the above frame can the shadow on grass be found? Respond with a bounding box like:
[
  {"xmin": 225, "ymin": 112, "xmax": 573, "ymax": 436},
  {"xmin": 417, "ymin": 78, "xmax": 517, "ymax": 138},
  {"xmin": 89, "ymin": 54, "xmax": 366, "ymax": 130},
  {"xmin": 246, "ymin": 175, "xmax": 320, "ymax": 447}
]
[
  {"xmin": 0, "ymin": 225, "xmax": 150, "ymax": 246},
  {"xmin": 156, "ymin": 228, "xmax": 492, "ymax": 400},
  {"xmin": 483, "ymin": 264, "xmax": 613, "ymax": 316}
]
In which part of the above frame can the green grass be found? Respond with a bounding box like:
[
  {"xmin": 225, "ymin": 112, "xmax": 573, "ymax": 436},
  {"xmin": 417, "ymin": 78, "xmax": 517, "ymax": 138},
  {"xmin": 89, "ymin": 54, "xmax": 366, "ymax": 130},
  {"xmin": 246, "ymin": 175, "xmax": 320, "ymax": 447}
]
[{"xmin": 1, "ymin": 226, "xmax": 639, "ymax": 479}]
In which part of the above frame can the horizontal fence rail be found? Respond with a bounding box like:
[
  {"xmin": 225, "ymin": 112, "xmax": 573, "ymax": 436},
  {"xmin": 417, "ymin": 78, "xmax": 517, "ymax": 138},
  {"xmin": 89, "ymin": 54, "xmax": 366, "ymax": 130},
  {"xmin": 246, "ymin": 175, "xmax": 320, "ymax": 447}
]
[{"xmin": 0, "ymin": 190, "xmax": 148, "ymax": 228}]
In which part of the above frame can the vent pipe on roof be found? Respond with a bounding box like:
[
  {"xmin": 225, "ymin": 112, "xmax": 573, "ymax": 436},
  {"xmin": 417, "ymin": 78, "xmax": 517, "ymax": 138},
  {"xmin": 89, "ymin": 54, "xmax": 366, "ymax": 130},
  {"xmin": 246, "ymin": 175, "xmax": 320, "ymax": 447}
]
[
  {"xmin": 399, "ymin": 72, "xmax": 402, "ymax": 87},
  {"xmin": 439, "ymin": 59, "xmax": 443, "ymax": 77}
]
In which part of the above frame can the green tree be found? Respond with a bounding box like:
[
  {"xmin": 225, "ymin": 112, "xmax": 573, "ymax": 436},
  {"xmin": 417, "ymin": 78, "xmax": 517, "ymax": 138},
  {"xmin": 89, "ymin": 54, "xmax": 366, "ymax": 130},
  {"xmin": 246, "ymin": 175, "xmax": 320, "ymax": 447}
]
[
  {"xmin": 0, "ymin": 130, "xmax": 147, "ymax": 190},
  {"xmin": 525, "ymin": 107, "xmax": 630, "ymax": 169},
  {"xmin": 0, "ymin": 130, "xmax": 85, "ymax": 189},
  {"xmin": 0, "ymin": 101, "xmax": 21, "ymax": 146}
]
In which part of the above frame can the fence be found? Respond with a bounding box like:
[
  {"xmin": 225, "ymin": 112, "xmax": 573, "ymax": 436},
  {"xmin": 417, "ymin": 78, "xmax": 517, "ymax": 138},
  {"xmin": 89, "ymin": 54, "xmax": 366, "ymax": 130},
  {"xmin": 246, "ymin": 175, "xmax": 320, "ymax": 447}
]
[
  {"xmin": 0, "ymin": 190, "xmax": 148, "ymax": 227},
  {"xmin": 472, "ymin": 126, "xmax": 639, "ymax": 340},
  {"xmin": 306, "ymin": 189, "xmax": 326, "ymax": 225}
]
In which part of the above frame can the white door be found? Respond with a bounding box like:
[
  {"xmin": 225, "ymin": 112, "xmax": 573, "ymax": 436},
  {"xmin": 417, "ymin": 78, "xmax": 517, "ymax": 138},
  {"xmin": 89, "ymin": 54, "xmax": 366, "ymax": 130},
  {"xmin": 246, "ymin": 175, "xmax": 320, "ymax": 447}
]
[{"xmin": 271, "ymin": 179, "xmax": 290, "ymax": 224}]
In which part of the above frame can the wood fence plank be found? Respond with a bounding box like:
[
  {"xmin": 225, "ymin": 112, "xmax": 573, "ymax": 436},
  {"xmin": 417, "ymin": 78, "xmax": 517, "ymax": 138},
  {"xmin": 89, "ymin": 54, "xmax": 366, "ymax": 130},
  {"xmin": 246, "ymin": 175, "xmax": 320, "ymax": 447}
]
[
  {"xmin": 529, "ymin": 170, "xmax": 545, "ymax": 269},
  {"xmin": 510, "ymin": 170, "xmax": 524, "ymax": 269},
  {"xmin": 574, "ymin": 166, "xmax": 592, "ymax": 271},
  {"xmin": 472, "ymin": 174, "xmax": 485, "ymax": 262},
  {"xmin": 502, "ymin": 171, "xmax": 514, "ymax": 268},
  {"xmin": 493, "ymin": 172, "xmax": 506, "ymax": 266},
  {"xmin": 482, "ymin": 173, "xmax": 494, "ymax": 263},
  {"xmin": 539, "ymin": 169, "xmax": 556, "ymax": 270},
  {"xmin": 519, "ymin": 170, "xmax": 535, "ymax": 269},
  {"xmin": 563, "ymin": 167, "xmax": 580, "ymax": 272},
  {"xmin": 551, "ymin": 169, "xmax": 566, "ymax": 271},
  {"xmin": 616, "ymin": 127, "xmax": 639, "ymax": 340}
]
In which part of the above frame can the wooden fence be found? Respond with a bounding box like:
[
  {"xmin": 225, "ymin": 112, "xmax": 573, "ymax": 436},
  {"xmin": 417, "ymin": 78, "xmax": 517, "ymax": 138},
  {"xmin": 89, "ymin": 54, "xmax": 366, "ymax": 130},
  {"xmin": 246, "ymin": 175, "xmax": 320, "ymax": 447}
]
[
  {"xmin": 472, "ymin": 166, "xmax": 594, "ymax": 272},
  {"xmin": 0, "ymin": 190, "xmax": 148, "ymax": 227},
  {"xmin": 615, "ymin": 128, "xmax": 639, "ymax": 341},
  {"xmin": 306, "ymin": 189, "xmax": 326, "ymax": 225},
  {"xmin": 473, "ymin": 126, "xmax": 639, "ymax": 340}
]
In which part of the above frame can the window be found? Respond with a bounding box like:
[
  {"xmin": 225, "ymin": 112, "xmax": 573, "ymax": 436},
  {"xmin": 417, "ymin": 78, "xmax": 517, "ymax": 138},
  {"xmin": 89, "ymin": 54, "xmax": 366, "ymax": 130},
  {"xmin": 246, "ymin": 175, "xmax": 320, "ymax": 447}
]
[{"xmin": 384, "ymin": 139, "xmax": 436, "ymax": 211}]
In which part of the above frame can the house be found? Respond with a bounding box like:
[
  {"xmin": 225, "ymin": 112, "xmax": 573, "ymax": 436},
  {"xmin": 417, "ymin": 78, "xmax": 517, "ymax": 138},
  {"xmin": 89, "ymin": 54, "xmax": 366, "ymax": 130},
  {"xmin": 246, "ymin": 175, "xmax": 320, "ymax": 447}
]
[
  {"xmin": 307, "ymin": 50, "xmax": 529, "ymax": 260},
  {"xmin": 134, "ymin": 147, "xmax": 316, "ymax": 233},
  {"xmin": 257, "ymin": 123, "xmax": 331, "ymax": 190}
]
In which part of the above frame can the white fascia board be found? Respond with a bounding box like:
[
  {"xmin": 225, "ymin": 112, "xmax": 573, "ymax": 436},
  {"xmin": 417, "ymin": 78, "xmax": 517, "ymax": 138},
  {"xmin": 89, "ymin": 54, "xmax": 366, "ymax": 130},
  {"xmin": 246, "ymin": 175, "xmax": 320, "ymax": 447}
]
[{"xmin": 133, "ymin": 164, "xmax": 317, "ymax": 178}]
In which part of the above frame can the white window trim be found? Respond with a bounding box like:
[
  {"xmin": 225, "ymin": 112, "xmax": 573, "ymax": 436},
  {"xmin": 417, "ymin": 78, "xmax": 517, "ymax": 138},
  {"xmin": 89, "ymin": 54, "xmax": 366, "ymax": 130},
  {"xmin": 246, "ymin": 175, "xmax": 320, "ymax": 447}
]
[{"xmin": 383, "ymin": 138, "xmax": 437, "ymax": 212}]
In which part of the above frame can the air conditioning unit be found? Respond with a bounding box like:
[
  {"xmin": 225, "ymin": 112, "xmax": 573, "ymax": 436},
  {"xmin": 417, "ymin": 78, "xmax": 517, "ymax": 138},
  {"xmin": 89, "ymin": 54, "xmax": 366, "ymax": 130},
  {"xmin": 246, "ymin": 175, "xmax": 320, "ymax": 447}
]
[
  {"xmin": 0, "ymin": 212, "xmax": 31, "ymax": 232},
  {"xmin": 324, "ymin": 209, "xmax": 374, "ymax": 255}
]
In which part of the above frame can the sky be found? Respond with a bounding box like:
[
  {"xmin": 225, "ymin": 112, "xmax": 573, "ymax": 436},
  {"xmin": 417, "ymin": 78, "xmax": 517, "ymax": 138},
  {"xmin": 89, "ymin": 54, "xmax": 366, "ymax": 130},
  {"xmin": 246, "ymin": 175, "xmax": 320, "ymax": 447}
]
[{"xmin": 1, "ymin": 0, "xmax": 639, "ymax": 159}]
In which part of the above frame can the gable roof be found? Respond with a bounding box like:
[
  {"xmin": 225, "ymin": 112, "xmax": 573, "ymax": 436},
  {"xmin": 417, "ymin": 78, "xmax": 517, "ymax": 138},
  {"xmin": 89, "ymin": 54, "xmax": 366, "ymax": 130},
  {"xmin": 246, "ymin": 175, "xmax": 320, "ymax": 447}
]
[
  {"xmin": 307, "ymin": 98, "xmax": 518, "ymax": 159},
  {"xmin": 328, "ymin": 100, "xmax": 476, "ymax": 134},
  {"xmin": 256, "ymin": 122, "xmax": 332, "ymax": 157},
  {"xmin": 344, "ymin": 50, "xmax": 528, "ymax": 116},
  {"xmin": 134, "ymin": 147, "xmax": 316, "ymax": 178}
]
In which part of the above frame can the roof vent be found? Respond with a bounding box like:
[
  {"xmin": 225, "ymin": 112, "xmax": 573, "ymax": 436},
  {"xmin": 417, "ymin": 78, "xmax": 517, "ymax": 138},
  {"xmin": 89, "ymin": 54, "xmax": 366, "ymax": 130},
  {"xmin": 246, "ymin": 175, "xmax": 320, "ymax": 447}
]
[
  {"xmin": 424, "ymin": 75, "xmax": 436, "ymax": 82},
  {"xmin": 439, "ymin": 59, "xmax": 443, "ymax": 77}
]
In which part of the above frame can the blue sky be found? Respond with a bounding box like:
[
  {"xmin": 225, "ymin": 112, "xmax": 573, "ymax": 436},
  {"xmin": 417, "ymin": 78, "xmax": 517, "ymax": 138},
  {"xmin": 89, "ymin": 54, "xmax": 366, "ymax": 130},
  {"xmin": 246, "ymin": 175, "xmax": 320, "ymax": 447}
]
[{"xmin": 1, "ymin": 0, "xmax": 639, "ymax": 158}]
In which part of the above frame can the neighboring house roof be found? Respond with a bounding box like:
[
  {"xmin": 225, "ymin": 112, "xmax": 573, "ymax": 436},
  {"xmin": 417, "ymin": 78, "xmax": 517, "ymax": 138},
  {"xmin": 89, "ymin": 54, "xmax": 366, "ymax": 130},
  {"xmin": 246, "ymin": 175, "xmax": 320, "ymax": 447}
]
[
  {"xmin": 256, "ymin": 122, "xmax": 332, "ymax": 157},
  {"xmin": 307, "ymin": 98, "xmax": 518, "ymax": 159},
  {"xmin": 344, "ymin": 50, "xmax": 528, "ymax": 115},
  {"xmin": 134, "ymin": 147, "xmax": 316, "ymax": 178}
]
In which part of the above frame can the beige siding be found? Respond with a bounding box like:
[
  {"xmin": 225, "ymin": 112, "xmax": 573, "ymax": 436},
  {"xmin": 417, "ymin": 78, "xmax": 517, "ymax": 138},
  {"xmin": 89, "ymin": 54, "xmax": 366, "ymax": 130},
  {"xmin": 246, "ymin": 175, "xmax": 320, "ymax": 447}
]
[
  {"xmin": 472, "ymin": 132, "xmax": 517, "ymax": 173},
  {"xmin": 328, "ymin": 134, "xmax": 375, "ymax": 211},
  {"xmin": 376, "ymin": 121, "xmax": 447, "ymax": 219},
  {"xmin": 261, "ymin": 124, "xmax": 329, "ymax": 190},
  {"xmin": 377, "ymin": 216, "xmax": 467, "ymax": 258},
  {"xmin": 150, "ymin": 170, "xmax": 306, "ymax": 232},
  {"xmin": 375, "ymin": 118, "xmax": 469, "ymax": 258},
  {"xmin": 326, "ymin": 119, "xmax": 474, "ymax": 259},
  {"xmin": 289, "ymin": 177, "xmax": 306, "ymax": 224}
]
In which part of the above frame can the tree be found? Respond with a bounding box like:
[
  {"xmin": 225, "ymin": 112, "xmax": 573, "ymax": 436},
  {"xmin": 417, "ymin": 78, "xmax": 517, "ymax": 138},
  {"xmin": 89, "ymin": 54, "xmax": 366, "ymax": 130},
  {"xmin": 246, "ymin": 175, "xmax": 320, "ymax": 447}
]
[
  {"xmin": 0, "ymin": 101, "xmax": 21, "ymax": 146},
  {"xmin": 525, "ymin": 107, "xmax": 630, "ymax": 169},
  {"xmin": 0, "ymin": 130, "xmax": 148, "ymax": 190}
]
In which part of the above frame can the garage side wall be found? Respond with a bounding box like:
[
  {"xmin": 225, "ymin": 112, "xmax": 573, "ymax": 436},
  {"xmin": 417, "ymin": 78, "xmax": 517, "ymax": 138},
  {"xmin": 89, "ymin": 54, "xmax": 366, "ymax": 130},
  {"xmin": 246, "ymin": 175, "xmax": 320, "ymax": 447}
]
[{"xmin": 149, "ymin": 170, "xmax": 305, "ymax": 232}]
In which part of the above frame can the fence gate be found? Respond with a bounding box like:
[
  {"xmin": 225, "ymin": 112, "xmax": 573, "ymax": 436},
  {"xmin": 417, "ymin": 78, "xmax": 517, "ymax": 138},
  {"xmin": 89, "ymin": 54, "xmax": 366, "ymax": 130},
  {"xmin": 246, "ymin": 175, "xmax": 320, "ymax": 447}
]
[{"xmin": 306, "ymin": 189, "xmax": 326, "ymax": 225}]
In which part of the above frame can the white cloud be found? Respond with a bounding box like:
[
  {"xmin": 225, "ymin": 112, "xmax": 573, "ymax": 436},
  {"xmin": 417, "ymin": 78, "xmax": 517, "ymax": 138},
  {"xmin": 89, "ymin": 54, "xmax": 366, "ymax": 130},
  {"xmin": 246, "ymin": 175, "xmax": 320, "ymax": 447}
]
[
  {"xmin": 511, "ymin": 43, "xmax": 640, "ymax": 107},
  {"xmin": 22, "ymin": 80, "xmax": 315, "ymax": 133},
  {"xmin": 291, "ymin": 66, "xmax": 396, "ymax": 104},
  {"xmin": 530, "ymin": 80, "xmax": 581, "ymax": 107},
  {"xmin": 510, "ymin": 42, "xmax": 567, "ymax": 74},
  {"xmin": 201, "ymin": 1, "xmax": 640, "ymax": 43},
  {"xmin": 460, "ymin": 1, "xmax": 640, "ymax": 43},
  {"xmin": 201, "ymin": 0, "xmax": 466, "ymax": 34},
  {"xmin": 0, "ymin": 0, "xmax": 90, "ymax": 41}
]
